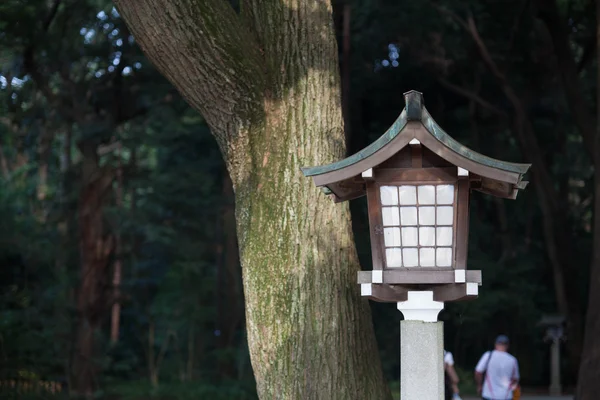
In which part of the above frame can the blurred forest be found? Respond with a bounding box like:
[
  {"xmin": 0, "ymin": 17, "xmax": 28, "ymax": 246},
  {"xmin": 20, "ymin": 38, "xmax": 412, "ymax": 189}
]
[{"xmin": 0, "ymin": 0, "xmax": 597, "ymax": 398}]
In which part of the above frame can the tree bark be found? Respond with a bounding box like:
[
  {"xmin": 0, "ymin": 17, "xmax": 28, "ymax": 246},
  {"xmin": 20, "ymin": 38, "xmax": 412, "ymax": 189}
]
[
  {"xmin": 72, "ymin": 147, "xmax": 114, "ymax": 398},
  {"xmin": 114, "ymin": 1, "xmax": 391, "ymax": 398},
  {"xmin": 110, "ymin": 142, "xmax": 124, "ymax": 345},
  {"xmin": 575, "ymin": 1, "xmax": 600, "ymax": 397}
]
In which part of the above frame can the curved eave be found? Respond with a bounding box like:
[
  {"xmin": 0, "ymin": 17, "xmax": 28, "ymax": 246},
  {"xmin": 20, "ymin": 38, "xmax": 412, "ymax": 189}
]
[
  {"xmin": 421, "ymin": 108, "xmax": 531, "ymax": 176},
  {"xmin": 301, "ymin": 90, "xmax": 531, "ymax": 197},
  {"xmin": 301, "ymin": 110, "xmax": 408, "ymax": 177}
]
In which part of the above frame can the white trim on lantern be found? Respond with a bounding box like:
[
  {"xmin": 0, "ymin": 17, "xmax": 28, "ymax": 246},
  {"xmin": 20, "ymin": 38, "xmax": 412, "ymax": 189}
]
[
  {"xmin": 361, "ymin": 284, "xmax": 373, "ymax": 297},
  {"xmin": 397, "ymin": 291, "xmax": 444, "ymax": 322},
  {"xmin": 361, "ymin": 168, "xmax": 374, "ymax": 179},
  {"xmin": 457, "ymin": 167, "xmax": 469, "ymax": 177},
  {"xmin": 454, "ymin": 270, "xmax": 466, "ymax": 283},
  {"xmin": 466, "ymin": 282, "xmax": 478, "ymax": 296},
  {"xmin": 372, "ymin": 270, "xmax": 383, "ymax": 283},
  {"xmin": 409, "ymin": 138, "xmax": 421, "ymax": 145}
]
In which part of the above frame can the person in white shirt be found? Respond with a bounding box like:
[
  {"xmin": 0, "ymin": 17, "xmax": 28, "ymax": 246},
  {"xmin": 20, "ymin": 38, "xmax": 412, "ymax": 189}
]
[
  {"xmin": 444, "ymin": 350, "xmax": 461, "ymax": 400},
  {"xmin": 474, "ymin": 335, "xmax": 520, "ymax": 400}
]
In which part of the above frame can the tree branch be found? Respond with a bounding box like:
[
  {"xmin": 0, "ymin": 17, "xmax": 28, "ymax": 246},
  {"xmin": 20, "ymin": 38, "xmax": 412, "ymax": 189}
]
[
  {"xmin": 114, "ymin": 0, "xmax": 266, "ymax": 156},
  {"xmin": 43, "ymin": 0, "xmax": 62, "ymax": 31},
  {"xmin": 437, "ymin": 77, "xmax": 508, "ymax": 118}
]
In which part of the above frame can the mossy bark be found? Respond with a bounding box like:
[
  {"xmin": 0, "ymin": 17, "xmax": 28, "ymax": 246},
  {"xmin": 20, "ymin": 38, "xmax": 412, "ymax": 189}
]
[{"xmin": 115, "ymin": 1, "xmax": 391, "ymax": 398}]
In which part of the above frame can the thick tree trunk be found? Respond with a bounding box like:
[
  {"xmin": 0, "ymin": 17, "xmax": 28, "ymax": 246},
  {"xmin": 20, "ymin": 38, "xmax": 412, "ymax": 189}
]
[
  {"xmin": 72, "ymin": 150, "xmax": 114, "ymax": 398},
  {"xmin": 237, "ymin": 89, "xmax": 389, "ymax": 399},
  {"xmin": 115, "ymin": 1, "xmax": 391, "ymax": 398},
  {"xmin": 575, "ymin": 2, "xmax": 600, "ymax": 397}
]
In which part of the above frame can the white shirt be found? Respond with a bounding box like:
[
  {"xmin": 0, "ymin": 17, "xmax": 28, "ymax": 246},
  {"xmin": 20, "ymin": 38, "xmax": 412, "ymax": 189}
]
[
  {"xmin": 475, "ymin": 350, "xmax": 519, "ymax": 400},
  {"xmin": 444, "ymin": 350, "xmax": 455, "ymax": 366}
]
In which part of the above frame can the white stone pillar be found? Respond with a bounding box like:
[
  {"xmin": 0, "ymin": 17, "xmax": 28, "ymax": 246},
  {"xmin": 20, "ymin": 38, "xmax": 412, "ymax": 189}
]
[
  {"xmin": 397, "ymin": 291, "xmax": 445, "ymax": 400},
  {"xmin": 549, "ymin": 337, "xmax": 562, "ymax": 396}
]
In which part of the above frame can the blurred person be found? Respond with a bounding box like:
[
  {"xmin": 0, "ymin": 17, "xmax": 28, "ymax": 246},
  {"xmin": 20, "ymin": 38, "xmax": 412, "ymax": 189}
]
[
  {"xmin": 444, "ymin": 350, "xmax": 462, "ymax": 400},
  {"xmin": 475, "ymin": 335, "xmax": 520, "ymax": 400}
]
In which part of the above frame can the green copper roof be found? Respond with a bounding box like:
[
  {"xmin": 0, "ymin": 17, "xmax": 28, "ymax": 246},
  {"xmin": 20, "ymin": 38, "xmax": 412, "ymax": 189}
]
[
  {"xmin": 420, "ymin": 107, "xmax": 530, "ymax": 174},
  {"xmin": 301, "ymin": 90, "xmax": 531, "ymax": 178},
  {"xmin": 301, "ymin": 109, "xmax": 408, "ymax": 177}
]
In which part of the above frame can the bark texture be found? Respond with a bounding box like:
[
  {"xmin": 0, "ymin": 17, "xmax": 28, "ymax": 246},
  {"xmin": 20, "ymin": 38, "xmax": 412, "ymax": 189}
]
[
  {"xmin": 72, "ymin": 147, "xmax": 114, "ymax": 398},
  {"xmin": 575, "ymin": 1, "xmax": 600, "ymax": 397},
  {"xmin": 114, "ymin": 1, "xmax": 391, "ymax": 399}
]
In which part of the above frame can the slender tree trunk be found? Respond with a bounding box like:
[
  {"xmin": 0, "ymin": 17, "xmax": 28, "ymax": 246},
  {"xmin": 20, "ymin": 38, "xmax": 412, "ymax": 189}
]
[
  {"xmin": 0, "ymin": 143, "xmax": 10, "ymax": 179},
  {"xmin": 148, "ymin": 321, "xmax": 158, "ymax": 388},
  {"xmin": 115, "ymin": 1, "xmax": 391, "ymax": 398},
  {"xmin": 37, "ymin": 128, "xmax": 52, "ymax": 202},
  {"xmin": 110, "ymin": 142, "xmax": 124, "ymax": 344},
  {"xmin": 575, "ymin": 3, "xmax": 600, "ymax": 397}
]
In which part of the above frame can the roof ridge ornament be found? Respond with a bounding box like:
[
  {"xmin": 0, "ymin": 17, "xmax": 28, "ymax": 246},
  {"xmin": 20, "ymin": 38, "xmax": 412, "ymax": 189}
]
[{"xmin": 403, "ymin": 90, "xmax": 424, "ymax": 121}]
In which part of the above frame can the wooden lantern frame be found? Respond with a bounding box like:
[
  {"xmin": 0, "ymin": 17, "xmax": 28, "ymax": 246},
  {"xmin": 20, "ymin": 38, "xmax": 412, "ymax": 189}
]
[{"xmin": 301, "ymin": 90, "xmax": 531, "ymax": 303}]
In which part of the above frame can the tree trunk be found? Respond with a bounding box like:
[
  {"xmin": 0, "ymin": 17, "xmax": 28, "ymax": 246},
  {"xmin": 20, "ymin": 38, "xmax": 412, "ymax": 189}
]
[
  {"xmin": 72, "ymin": 148, "xmax": 114, "ymax": 398},
  {"xmin": 575, "ymin": 2, "xmax": 600, "ymax": 397},
  {"xmin": 114, "ymin": 1, "xmax": 391, "ymax": 398},
  {"xmin": 237, "ymin": 79, "xmax": 389, "ymax": 400},
  {"xmin": 110, "ymin": 142, "xmax": 124, "ymax": 345}
]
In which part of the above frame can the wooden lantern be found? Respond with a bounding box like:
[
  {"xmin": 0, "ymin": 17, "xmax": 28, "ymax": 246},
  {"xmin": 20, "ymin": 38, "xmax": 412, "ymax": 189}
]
[{"xmin": 301, "ymin": 90, "xmax": 531, "ymax": 303}]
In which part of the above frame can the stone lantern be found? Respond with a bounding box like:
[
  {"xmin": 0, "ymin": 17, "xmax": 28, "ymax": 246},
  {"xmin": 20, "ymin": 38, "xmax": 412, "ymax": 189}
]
[
  {"xmin": 539, "ymin": 315, "xmax": 566, "ymax": 396},
  {"xmin": 301, "ymin": 90, "xmax": 531, "ymax": 399}
]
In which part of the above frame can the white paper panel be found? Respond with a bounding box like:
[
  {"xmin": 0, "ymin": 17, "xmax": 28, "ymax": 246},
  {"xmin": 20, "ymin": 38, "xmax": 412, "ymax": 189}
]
[
  {"xmin": 419, "ymin": 206, "xmax": 435, "ymax": 225},
  {"xmin": 419, "ymin": 227, "xmax": 435, "ymax": 246},
  {"xmin": 399, "ymin": 185, "xmax": 417, "ymax": 205},
  {"xmin": 437, "ymin": 206, "xmax": 454, "ymax": 225},
  {"xmin": 436, "ymin": 184, "xmax": 454, "ymax": 205},
  {"xmin": 400, "ymin": 207, "xmax": 418, "ymax": 226},
  {"xmin": 419, "ymin": 248, "xmax": 435, "ymax": 267},
  {"xmin": 401, "ymin": 227, "xmax": 418, "ymax": 246},
  {"xmin": 384, "ymin": 227, "xmax": 401, "ymax": 247},
  {"xmin": 382, "ymin": 207, "xmax": 400, "ymax": 226},
  {"xmin": 436, "ymin": 248, "xmax": 453, "ymax": 267},
  {"xmin": 418, "ymin": 185, "xmax": 435, "ymax": 205},
  {"xmin": 436, "ymin": 227, "xmax": 453, "ymax": 246},
  {"xmin": 402, "ymin": 248, "xmax": 419, "ymax": 267},
  {"xmin": 386, "ymin": 248, "xmax": 403, "ymax": 267},
  {"xmin": 380, "ymin": 186, "xmax": 399, "ymax": 206}
]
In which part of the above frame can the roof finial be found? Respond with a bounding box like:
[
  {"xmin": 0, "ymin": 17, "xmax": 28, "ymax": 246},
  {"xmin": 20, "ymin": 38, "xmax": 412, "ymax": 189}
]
[{"xmin": 403, "ymin": 90, "xmax": 423, "ymax": 121}]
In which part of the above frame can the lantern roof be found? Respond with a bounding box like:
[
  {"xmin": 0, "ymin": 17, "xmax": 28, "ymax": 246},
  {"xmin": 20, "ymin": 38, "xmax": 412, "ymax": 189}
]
[{"xmin": 301, "ymin": 90, "xmax": 531, "ymax": 202}]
